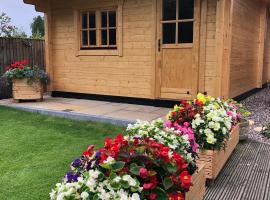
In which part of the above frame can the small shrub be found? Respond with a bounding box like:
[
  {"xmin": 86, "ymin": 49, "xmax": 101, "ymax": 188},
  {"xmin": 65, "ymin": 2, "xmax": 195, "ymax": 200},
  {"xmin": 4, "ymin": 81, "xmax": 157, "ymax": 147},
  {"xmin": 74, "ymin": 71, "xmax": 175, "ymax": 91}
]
[{"xmin": 262, "ymin": 123, "xmax": 270, "ymax": 139}]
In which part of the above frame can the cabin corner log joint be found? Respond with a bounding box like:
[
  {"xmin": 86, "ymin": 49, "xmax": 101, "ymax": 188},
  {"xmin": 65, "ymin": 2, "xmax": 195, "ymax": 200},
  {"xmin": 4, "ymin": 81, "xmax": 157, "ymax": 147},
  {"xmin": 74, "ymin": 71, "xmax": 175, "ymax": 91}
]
[{"xmin": 23, "ymin": 0, "xmax": 270, "ymax": 101}]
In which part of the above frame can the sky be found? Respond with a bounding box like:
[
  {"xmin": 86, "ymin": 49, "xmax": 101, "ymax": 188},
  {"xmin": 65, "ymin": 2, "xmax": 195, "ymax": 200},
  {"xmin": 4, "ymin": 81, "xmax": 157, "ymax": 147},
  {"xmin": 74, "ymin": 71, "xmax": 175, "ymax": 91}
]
[{"xmin": 0, "ymin": 0, "xmax": 43, "ymax": 36}]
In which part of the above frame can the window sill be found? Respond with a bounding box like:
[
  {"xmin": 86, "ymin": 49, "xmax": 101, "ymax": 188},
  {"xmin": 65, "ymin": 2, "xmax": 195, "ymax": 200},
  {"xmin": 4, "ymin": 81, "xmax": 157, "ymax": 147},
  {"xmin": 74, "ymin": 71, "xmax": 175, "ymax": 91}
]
[{"xmin": 76, "ymin": 49, "xmax": 120, "ymax": 56}]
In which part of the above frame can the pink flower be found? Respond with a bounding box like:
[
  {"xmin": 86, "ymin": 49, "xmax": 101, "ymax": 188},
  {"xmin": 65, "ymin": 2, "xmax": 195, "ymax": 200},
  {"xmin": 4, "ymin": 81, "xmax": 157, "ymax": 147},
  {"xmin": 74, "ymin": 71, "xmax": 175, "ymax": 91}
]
[
  {"xmin": 184, "ymin": 122, "xmax": 190, "ymax": 127},
  {"xmin": 164, "ymin": 121, "xmax": 172, "ymax": 128},
  {"xmin": 139, "ymin": 167, "xmax": 148, "ymax": 179}
]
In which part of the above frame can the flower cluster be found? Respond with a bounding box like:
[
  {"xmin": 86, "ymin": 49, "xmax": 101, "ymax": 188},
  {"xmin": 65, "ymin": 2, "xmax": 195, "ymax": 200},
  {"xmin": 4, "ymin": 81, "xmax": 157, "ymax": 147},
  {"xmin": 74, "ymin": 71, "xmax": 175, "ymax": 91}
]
[
  {"xmin": 125, "ymin": 119, "xmax": 197, "ymax": 174},
  {"xmin": 167, "ymin": 93, "xmax": 243, "ymax": 151},
  {"xmin": 3, "ymin": 60, "xmax": 49, "ymax": 85},
  {"xmin": 50, "ymin": 135, "xmax": 193, "ymax": 200}
]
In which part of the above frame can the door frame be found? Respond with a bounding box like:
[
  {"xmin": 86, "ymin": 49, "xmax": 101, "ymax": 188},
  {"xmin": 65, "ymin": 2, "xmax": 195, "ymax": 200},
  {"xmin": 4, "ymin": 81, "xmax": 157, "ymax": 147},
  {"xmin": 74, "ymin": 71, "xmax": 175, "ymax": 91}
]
[{"xmin": 155, "ymin": 0, "xmax": 201, "ymax": 100}]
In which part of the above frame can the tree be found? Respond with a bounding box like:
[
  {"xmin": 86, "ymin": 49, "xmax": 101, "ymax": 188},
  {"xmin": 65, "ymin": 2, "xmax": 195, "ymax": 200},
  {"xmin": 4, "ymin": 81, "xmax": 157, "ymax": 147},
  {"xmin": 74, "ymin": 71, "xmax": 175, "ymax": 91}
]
[
  {"xmin": 12, "ymin": 28, "xmax": 28, "ymax": 38},
  {"xmin": 0, "ymin": 12, "xmax": 16, "ymax": 37},
  {"xmin": 31, "ymin": 16, "xmax": 44, "ymax": 39}
]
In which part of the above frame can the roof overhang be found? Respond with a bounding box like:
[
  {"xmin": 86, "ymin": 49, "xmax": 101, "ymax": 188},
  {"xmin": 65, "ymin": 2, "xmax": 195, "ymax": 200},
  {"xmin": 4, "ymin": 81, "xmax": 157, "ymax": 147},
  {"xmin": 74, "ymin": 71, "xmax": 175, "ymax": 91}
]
[
  {"xmin": 24, "ymin": 0, "xmax": 270, "ymax": 13},
  {"xmin": 23, "ymin": 0, "xmax": 49, "ymax": 12}
]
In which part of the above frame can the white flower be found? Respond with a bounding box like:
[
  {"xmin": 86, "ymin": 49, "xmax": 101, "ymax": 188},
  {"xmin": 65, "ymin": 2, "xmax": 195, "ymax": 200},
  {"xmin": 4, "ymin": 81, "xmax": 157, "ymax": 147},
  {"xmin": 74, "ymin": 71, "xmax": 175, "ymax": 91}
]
[
  {"xmin": 103, "ymin": 156, "xmax": 115, "ymax": 165},
  {"xmin": 113, "ymin": 176, "xmax": 121, "ymax": 183},
  {"xmin": 206, "ymin": 134, "xmax": 217, "ymax": 144},
  {"xmin": 131, "ymin": 193, "xmax": 140, "ymax": 200},
  {"xmin": 122, "ymin": 175, "xmax": 137, "ymax": 187},
  {"xmin": 49, "ymin": 190, "xmax": 57, "ymax": 199},
  {"xmin": 213, "ymin": 122, "xmax": 220, "ymax": 131},
  {"xmin": 81, "ymin": 192, "xmax": 89, "ymax": 200}
]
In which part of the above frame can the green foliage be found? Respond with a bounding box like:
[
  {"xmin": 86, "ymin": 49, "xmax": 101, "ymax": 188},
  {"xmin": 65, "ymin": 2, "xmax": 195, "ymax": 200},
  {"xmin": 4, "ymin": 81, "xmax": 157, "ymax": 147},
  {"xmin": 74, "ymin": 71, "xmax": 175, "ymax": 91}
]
[
  {"xmin": 227, "ymin": 99, "xmax": 251, "ymax": 117},
  {"xmin": 3, "ymin": 60, "xmax": 49, "ymax": 86},
  {"xmin": 262, "ymin": 123, "xmax": 270, "ymax": 139},
  {"xmin": 0, "ymin": 106, "xmax": 124, "ymax": 200},
  {"xmin": 12, "ymin": 28, "xmax": 28, "ymax": 38},
  {"xmin": 31, "ymin": 16, "xmax": 45, "ymax": 39}
]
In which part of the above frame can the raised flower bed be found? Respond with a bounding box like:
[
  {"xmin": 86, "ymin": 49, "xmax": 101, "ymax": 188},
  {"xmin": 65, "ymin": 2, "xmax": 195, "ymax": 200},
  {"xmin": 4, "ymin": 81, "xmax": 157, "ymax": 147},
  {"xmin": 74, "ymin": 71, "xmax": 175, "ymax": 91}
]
[
  {"xmin": 196, "ymin": 124, "xmax": 239, "ymax": 179},
  {"xmin": 3, "ymin": 60, "xmax": 49, "ymax": 102},
  {"xmin": 186, "ymin": 164, "xmax": 206, "ymax": 200},
  {"xmin": 166, "ymin": 93, "xmax": 242, "ymax": 181}
]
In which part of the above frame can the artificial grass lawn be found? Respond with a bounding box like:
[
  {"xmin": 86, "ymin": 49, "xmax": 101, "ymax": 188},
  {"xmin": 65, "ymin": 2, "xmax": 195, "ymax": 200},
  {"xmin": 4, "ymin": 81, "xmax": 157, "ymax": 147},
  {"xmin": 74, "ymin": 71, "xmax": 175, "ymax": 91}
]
[{"xmin": 0, "ymin": 106, "xmax": 124, "ymax": 200}]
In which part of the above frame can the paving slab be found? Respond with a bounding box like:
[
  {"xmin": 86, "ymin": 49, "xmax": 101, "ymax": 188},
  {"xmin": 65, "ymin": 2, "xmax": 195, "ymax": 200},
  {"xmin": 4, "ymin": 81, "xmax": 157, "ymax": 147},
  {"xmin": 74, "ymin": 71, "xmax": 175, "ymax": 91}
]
[{"xmin": 0, "ymin": 96, "xmax": 170, "ymax": 126}]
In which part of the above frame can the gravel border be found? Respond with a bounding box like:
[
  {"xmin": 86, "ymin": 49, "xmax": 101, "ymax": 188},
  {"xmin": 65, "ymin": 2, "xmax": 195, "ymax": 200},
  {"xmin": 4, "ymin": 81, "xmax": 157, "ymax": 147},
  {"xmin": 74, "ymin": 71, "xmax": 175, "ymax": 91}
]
[{"xmin": 241, "ymin": 87, "xmax": 270, "ymax": 145}]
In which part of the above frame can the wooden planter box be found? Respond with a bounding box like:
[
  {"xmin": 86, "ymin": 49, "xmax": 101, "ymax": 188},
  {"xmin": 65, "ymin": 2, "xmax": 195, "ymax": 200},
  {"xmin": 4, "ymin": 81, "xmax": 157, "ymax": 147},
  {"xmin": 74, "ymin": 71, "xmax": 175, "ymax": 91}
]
[
  {"xmin": 197, "ymin": 124, "xmax": 240, "ymax": 180},
  {"xmin": 13, "ymin": 79, "xmax": 43, "ymax": 102},
  {"xmin": 186, "ymin": 164, "xmax": 206, "ymax": 200}
]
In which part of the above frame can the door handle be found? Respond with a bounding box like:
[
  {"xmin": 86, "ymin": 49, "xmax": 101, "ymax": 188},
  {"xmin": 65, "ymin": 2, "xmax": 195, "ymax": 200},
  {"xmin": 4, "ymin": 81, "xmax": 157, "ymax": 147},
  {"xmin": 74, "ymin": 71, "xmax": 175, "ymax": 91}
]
[{"xmin": 158, "ymin": 39, "xmax": 161, "ymax": 52}]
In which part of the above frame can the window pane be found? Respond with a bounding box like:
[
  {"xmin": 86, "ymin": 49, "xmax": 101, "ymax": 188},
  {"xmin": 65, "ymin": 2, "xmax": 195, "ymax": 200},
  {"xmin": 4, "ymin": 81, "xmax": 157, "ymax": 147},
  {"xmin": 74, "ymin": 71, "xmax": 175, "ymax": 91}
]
[
  {"xmin": 179, "ymin": 0, "xmax": 194, "ymax": 19},
  {"xmin": 101, "ymin": 30, "xmax": 108, "ymax": 45},
  {"xmin": 109, "ymin": 11, "xmax": 116, "ymax": 27},
  {"xmin": 89, "ymin": 13, "xmax": 96, "ymax": 28},
  {"xmin": 101, "ymin": 12, "xmax": 107, "ymax": 28},
  {"xmin": 89, "ymin": 31, "xmax": 96, "ymax": 45},
  {"xmin": 82, "ymin": 31, "xmax": 88, "ymax": 46},
  {"xmin": 178, "ymin": 22, "xmax": 193, "ymax": 43},
  {"xmin": 109, "ymin": 29, "xmax": 116, "ymax": 45},
  {"xmin": 163, "ymin": 0, "xmax": 176, "ymax": 21},
  {"xmin": 163, "ymin": 23, "xmax": 176, "ymax": 44},
  {"xmin": 82, "ymin": 13, "xmax": 88, "ymax": 29}
]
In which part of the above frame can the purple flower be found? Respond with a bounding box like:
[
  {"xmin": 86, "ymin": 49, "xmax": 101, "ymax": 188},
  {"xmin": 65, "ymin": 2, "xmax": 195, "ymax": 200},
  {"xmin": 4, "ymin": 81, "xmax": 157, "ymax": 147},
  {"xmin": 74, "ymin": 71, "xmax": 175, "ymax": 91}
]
[
  {"xmin": 72, "ymin": 159, "xmax": 81, "ymax": 168},
  {"xmin": 66, "ymin": 172, "xmax": 79, "ymax": 183}
]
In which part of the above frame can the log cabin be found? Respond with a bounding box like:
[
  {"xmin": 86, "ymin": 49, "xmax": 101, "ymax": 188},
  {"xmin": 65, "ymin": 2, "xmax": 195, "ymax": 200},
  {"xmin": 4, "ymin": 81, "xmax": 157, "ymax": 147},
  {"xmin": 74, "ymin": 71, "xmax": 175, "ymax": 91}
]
[{"xmin": 23, "ymin": 0, "xmax": 270, "ymax": 101}]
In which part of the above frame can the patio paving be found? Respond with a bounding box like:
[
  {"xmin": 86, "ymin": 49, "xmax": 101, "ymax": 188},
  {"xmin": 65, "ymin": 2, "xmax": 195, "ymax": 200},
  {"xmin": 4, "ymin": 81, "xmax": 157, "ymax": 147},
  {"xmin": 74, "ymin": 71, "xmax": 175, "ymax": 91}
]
[{"xmin": 0, "ymin": 97, "xmax": 171, "ymax": 126}]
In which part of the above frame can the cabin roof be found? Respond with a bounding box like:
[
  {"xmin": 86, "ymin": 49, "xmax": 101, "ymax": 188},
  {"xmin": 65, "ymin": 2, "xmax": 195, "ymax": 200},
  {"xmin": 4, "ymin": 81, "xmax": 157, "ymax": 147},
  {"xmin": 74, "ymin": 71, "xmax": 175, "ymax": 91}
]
[{"xmin": 24, "ymin": 0, "xmax": 270, "ymax": 12}]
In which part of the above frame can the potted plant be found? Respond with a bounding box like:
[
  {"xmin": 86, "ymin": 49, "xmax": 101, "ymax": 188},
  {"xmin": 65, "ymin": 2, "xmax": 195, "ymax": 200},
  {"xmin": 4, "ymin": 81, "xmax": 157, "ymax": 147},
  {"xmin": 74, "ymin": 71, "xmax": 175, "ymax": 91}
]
[
  {"xmin": 225, "ymin": 99, "xmax": 251, "ymax": 141},
  {"xmin": 3, "ymin": 60, "xmax": 49, "ymax": 102}
]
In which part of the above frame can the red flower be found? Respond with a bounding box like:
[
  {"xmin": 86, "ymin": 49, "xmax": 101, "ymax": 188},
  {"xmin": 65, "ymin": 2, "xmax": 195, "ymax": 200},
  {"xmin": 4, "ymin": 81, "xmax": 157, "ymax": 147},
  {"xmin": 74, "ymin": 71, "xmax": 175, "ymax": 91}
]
[
  {"xmin": 5, "ymin": 66, "xmax": 10, "ymax": 71},
  {"xmin": 169, "ymin": 192, "xmax": 185, "ymax": 200},
  {"xmin": 149, "ymin": 193, "xmax": 157, "ymax": 200},
  {"xmin": 143, "ymin": 176, "xmax": 157, "ymax": 190},
  {"xmin": 104, "ymin": 137, "xmax": 112, "ymax": 148},
  {"xmin": 139, "ymin": 167, "xmax": 149, "ymax": 179},
  {"xmin": 172, "ymin": 152, "xmax": 184, "ymax": 166},
  {"xmin": 99, "ymin": 154, "xmax": 108, "ymax": 164},
  {"xmin": 83, "ymin": 151, "xmax": 91, "ymax": 157},
  {"xmin": 179, "ymin": 171, "xmax": 192, "ymax": 190},
  {"xmin": 18, "ymin": 65, "xmax": 24, "ymax": 69},
  {"xmin": 159, "ymin": 146, "xmax": 170, "ymax": 163}
]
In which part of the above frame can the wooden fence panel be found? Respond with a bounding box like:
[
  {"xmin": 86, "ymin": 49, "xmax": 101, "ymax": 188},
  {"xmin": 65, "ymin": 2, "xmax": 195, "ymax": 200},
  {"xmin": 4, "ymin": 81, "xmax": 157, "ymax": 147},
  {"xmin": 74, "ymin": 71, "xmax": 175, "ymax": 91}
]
[{"xmin": 0, "ymin": 37, "xmax": 45, "ymax": 99}]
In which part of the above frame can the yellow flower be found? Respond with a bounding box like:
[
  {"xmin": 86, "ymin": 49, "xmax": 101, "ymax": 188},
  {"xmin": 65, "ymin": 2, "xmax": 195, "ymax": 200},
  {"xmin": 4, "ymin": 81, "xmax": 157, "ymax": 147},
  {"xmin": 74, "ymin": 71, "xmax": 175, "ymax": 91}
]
[
  {"xmin": 214, "ymin": 102, "xmax": 220, "ymax": 109},
  {"xmin": 173, "ymin": 105, "xmax": 180, "ymax": 111},
  {"xmin": 197, "ymin": 93, "xmax": 206, "ymax": 104},
  {"xmin": 207, "ymin": 95, "xmax": 212, "ymax": 101}
]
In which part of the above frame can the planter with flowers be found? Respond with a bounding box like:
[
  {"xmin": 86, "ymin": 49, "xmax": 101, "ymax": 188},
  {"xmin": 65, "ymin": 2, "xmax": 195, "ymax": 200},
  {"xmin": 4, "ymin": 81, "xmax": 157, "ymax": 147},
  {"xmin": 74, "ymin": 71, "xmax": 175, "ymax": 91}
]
[
  {"xmin": 50, "ymin": 127, "xmax": 204, "ymax": 200},
  {"xmin": 166, "ymin": 94, "xmax": 241, "ymax": 180},
  {"xmin": 3, "ymin": 60, "xmax": 49, "ymax": 102},
  {"xmin": 125, "ymin": 119, "xmax": 206, "ymax": 200}
]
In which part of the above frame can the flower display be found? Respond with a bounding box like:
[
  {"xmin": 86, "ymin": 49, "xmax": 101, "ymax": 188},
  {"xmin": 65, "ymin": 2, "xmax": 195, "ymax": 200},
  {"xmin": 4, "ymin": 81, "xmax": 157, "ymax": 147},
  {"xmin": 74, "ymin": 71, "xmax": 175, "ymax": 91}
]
[
  {"xmin": 3, "ymin": 60, "xmax": 49, "ymax": 85},
  {"xmin": 167, "ymin": 93, "xmax": 242, "ymax": 151},
  {"xmin": 50, "ymin": 135, "xmax": 193, "ymax": 200},
  {"xmin": 125, "ymin": 119, "xmax": 197, "ymax": 175}
]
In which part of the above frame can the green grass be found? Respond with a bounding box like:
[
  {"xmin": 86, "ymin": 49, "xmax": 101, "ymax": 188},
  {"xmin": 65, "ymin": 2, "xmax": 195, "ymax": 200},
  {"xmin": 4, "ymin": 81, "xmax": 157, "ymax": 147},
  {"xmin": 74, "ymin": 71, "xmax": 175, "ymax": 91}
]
[{"xmin": 0, "ymin": 106, "xmax": 124, "ymax": 200}]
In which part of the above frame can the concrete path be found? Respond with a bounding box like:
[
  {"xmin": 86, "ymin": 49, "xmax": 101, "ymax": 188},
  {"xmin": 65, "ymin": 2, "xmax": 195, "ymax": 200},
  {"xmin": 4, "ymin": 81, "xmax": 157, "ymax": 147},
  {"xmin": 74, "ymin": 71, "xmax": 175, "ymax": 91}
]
[{"xmin": 0, "ymin": 97, "xmax": 171, "ymax": 126}]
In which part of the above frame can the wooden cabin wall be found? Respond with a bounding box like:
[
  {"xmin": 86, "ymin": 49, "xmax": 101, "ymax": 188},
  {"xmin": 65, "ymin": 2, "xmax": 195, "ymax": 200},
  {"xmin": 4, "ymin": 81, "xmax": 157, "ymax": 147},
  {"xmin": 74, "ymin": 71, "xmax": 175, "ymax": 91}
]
[
  {"xmin": 200, "ymin": 0, "xmax": 218, "ymax": 97},
  {"xmin": 263, "ymin": 10, "xmax": 270, "ymax": 84},
  {"xmin": 229, "ymin": 0, "xmax": 262, "ymax": 97},
  {"xmin": 49, "ymin": 0, "xmax": 155, "ymax": 99}
]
